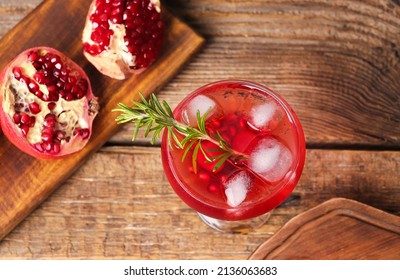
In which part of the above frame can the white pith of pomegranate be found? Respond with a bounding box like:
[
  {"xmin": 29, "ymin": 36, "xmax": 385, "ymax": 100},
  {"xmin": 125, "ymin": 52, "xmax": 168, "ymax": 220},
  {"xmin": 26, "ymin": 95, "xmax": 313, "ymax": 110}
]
[
  {"xmin": 82, "ymin": 0, "xmax": 165, "ymax": 80},
  {"xmin": 0, "ymin": 47, "xmax": 99, "ymax": 159}
]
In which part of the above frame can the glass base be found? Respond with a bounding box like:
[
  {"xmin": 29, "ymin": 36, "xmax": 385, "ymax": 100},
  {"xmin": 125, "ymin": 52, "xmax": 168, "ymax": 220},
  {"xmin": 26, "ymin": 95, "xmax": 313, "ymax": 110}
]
[{"xmin": 197, "ymin": 211, "xmax": 272, "ymax": 234}]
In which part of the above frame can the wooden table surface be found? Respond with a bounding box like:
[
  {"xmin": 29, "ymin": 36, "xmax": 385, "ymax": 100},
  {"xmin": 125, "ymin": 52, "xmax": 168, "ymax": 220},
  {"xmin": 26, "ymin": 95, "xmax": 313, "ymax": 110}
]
[{"xmin": 0, "ymin": 0, "xmax": 399, "ymax": 259}]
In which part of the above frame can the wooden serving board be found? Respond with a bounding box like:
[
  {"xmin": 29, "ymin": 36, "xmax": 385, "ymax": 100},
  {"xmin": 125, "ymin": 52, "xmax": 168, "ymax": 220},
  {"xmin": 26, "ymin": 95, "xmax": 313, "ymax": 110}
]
[
  {"xmin": 249, "ymin": 198, "xmax": 400, "ymax": 260},
  {"xmin": 0, "ymin": 0, "xmax": 204, "ymax": 240}
]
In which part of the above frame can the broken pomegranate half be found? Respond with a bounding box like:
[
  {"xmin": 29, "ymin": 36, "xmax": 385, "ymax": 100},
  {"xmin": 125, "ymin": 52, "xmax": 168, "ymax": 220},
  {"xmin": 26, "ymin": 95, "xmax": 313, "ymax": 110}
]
[
  {"xmin": 82, "ymin": 0, "xmax": 165, "ymax": 80},
  {"xmin": 0, "ymin": 47, "xmax": 98, "ymax": 159}
]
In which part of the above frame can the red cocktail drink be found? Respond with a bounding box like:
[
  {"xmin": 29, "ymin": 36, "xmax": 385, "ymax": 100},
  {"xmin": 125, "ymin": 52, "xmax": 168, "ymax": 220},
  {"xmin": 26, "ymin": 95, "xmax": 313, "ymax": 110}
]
[{"xmin": 161, "ymin": 80, "xmax": 305, "ymax": 232}]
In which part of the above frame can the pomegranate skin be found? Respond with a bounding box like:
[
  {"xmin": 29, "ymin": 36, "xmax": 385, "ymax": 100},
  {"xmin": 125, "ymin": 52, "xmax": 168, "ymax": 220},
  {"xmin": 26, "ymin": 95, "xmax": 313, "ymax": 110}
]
[
  {"xmin": 82, "ymin": 0, "xmax": 165, "ymax": 80},
  {"xmin": 0, "ymin": 47, "xmax": 99, "ymax": 160}
]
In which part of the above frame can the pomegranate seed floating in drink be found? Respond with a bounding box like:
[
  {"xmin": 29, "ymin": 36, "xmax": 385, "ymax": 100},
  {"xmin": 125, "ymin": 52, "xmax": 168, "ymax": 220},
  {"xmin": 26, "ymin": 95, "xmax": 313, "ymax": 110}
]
[
  {"xmin": 0, "ymin": 47, "xmax": 98, "ymax": 159},
  {"xmin": 82, "ymin": 0, "xmax": 165, "ymax": 80}
]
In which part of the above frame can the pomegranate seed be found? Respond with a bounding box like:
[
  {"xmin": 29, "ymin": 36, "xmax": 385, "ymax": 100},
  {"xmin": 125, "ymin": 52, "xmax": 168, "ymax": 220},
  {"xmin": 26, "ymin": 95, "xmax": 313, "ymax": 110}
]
[
  {"xmin": 29, "ymin": 102, "xmax": 41, "ymax": 114},
  {"xmin": 12, "ymin": 67, "xmax": 23, "ymax": 80},
  {"xmin": 64, "ymin": 83, "xmax": 72, "ymax": 92},
  {"xmin": 20, "ymin": 125, "xmax": 30, "ymax": 136},
  {"xmin": 112, "ymin": 0, "xmax": 123, "ymax": 7},
  {"xmin": 41, "ymin": 132, "xmax": 53, "ymax": 142},
  {"xmin": 35, "ymin": 91, "xmax": 44, "ymax": 99},
  {"xmin": 35, "ymin": 143, "xmax": 44, "ymax": 152},
  {"xmin": 220, "ymin": 175, "xmax": 228, "ymax": 184},
  {"xmin": 52, "ymin": 143, "xmax": 61, "ymax": 154},
  {"xmin": 65, "ymin": 93, "xmax": 74, "ymax": 101},
  {"xmin": 28, "ymin": 80, "xmax": 39, "ymax": 92},
  {"xmin": 56, "ymin": 81, "xmax": 65, "ymax": 89},
  {"xmin": 44, "ymin": 113, "xmax": 56, "ymax": 121},
  {"xmin": 54, "ymin": 130, "xmax": 65, "ymax": 141},
  {"xmin": 111, "ymin": 14, "xmax": 123, "ymax": 24},
  {"xmin": 199, "ymin": 172, "xmax": 211, "ymax": 185},
  {"xmin": 44, "ymin": 53, "xmax": 53, "ymax": 61},
  {"xmin": 134, "ymin": 18, "xmax": 144, "ymax": 25},
  {"xmin": 20, "ymin": 113, "xmax": 30, "ymax": 125},
  {"xmin": 33, "ymin": 71, "xmax": 46, "ymax": 84},
  {"xmin": 59, "ymin": 90, "xmax": 66, "ymax": 99},
  {"xmin": 99, "ymin": 13, "xmax": 108, "ymax": 22},
  {"xmin": 13, "ymin": 113, "xmax": 21, "ymax": 124},
  {"xmin": 157, "ymin": 20, "xmax": 164, "ymax": 29},
  {"xmin": 41, "ymin": 94, "xmax": 50, "ymax": 101},
  {"xmin": 29, "ymin": 116, "xmax": 36, "ymax": 127},
  {"xmin": 208, "ymin": 184, "xmax": 219, "ymax": 193},
  {"xmin": 49, "ymin": 92, "xmax": 60, "ymax": 102},
  {"xmin": 50, "ymin": 54, "xmax": 61, "ymax": 64},
  {"xmin": 43, "ymin": 61, "xmax": 53, "ymax": 70},
  {"xmin": 53, "ymin": 69, "xmax": 61, "ymax": 78},
  {"xmin": 42, "ymin": 142, "xmax": 53, "ymax": 152},
  {"xmin": 55, "ymin": 130, "xmax": 65, "ymax": 140},
  {"xmin": 60, "ymin": 67, "xmax": 69, "ymax": 77},
  {"xmin": 28, "ymin": 51, "xmax": 39, "ymax": 62},
  {"xmin": 67, "ymin": 76, "xmax": 76, "ymax": 84},
  {"xmin": 75, "ymin": 90, "xmax": 85, "ymax": 99},
  {"xmin": 43, "ymin": 120, "xmax": 55, "ymax": 128},
  {"xmin": 47, "ymin": 85, "xmax": 57, "ymax": 94},
  {"xmin": 54, "ymin": 62, "xmax": 62, "ymax": 70},
  {"xmin": 32, "ymin": 62, "xmax": 42, "ymax": 70},
  {"xmin": 42, "ymin": 127, "xmax": 55, "ymax": 135},
  {"xmin": 20, "ymin": 76, "xmax": 30, "ymax": 85},
  {"xmin": 48, "ymin": 102, "xmax": 56, "ymax": 110},
  {"xmin": 71, "ymin": 85, "xmax": 79, "ymax": 94}
]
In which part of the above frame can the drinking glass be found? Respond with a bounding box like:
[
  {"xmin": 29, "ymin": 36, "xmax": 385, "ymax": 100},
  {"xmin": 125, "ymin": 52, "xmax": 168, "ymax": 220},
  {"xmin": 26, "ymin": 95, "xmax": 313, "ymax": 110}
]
[{"xmin": 161, "ymin": 80, "xmax": 306, "ymax": 233}]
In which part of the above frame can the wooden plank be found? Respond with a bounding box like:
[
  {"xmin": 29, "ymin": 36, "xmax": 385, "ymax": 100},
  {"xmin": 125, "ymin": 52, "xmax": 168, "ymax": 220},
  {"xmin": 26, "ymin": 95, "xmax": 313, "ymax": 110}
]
[
  {"xmin": 249, "ymin": 198, "xmax": 400, "ymax": 260},
  {"xmin": 0, "ymin": 0, "xmax": 205, "ymax": 240},
  {"xmin": 3, "ymin": 0, "xmax": 399, "ymax": 148},
  {"xmin": 0, "ymin": 147, "xmax": 398, "ymax": 259},
  {"xmin": 109, "ymin": 0, "xmax": 400, "ymax": 147}
]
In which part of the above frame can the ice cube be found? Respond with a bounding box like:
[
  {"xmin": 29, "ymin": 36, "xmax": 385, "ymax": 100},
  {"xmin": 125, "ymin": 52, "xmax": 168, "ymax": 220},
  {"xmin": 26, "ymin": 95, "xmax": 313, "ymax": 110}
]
[
  {"xmin": 224, "ymin": 171, "xmax": 252, "ymax": 207},
  {"xmin": 248, "ymin": 137, "xmax": 293, "ymax": 182},
  {"xmin": 182, "ymin": 95, "xmax": 217, "ymax": 125},
  {"xmin": 248, "ymin": 101, "xmax": 283, "ymax": 131}
]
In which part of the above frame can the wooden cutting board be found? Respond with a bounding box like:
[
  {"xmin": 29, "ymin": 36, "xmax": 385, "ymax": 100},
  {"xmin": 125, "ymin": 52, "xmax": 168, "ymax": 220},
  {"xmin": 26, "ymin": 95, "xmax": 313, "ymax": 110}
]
[
  {"xmin": 249, "ymin": 198, "xmax": 400, "ymax": 260},
  {"xmin": 0, "ymin": 0, "xmax": 204, "ymax": 240}
]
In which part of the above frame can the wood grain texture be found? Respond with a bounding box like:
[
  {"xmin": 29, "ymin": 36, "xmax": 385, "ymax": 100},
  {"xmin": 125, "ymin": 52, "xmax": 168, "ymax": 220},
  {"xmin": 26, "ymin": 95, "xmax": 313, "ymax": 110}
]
[
  {"xmin": 249, "ymin": 198, "xmax": 400, "ymax": 260},
  {"xmin": 0, "ymin": 0, "xmax": 399, "ymax": 260},
  {"xmin": 110, "ymin": 0, "xmax": 400, "ymax": 148},
  {"xmin": 0, "ymin": 147, "xmax": 399, "ymax": 259},
  {"xmin": 0, "ymin": 0, "xmax": 204, "ymax": 240}
]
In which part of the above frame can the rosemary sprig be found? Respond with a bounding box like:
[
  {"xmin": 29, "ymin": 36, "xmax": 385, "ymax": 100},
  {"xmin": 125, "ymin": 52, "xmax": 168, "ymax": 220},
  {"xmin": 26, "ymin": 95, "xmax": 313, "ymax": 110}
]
[{"xmin": 113, "ymin": 93, "xmax": 246, "ymax": 173}]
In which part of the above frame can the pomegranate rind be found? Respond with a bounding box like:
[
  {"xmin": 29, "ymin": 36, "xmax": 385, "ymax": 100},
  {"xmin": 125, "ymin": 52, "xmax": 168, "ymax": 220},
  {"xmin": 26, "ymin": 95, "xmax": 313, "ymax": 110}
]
[
  {"xmin": 0, "ymin": 47, "xmax": 98, "ymax": 160},
  {"xmin": 82, "ymin": 0, "xmax": 164, "ymax": 80}
]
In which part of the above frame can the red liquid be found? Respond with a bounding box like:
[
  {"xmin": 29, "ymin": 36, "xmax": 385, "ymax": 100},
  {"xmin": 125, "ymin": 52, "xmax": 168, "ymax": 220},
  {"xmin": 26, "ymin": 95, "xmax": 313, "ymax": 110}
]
[{"xmin": 161, "ymin": 81, "xmax": 306, "ymax": 221}]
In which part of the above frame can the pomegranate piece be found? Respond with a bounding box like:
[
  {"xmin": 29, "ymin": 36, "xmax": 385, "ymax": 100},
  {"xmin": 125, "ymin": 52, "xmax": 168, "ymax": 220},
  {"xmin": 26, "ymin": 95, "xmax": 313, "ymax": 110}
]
[
  {"xmin": 0, "ymin": 47, "xmax": 99, "ymax": 159},
  {"xmin": 82, "ymin": 0, "xmax": 165, "ymax": 80}
]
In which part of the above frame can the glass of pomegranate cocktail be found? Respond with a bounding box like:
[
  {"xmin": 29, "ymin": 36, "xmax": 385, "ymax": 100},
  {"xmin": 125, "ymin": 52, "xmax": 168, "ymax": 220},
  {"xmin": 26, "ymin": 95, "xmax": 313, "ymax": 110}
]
[
  {"xmin": 115, "ymin": 80, "xmax": 305, "ymax": 233},
  {"xmin": 161, "ymin": 80, "xmax": 305, "ymax": 233}
]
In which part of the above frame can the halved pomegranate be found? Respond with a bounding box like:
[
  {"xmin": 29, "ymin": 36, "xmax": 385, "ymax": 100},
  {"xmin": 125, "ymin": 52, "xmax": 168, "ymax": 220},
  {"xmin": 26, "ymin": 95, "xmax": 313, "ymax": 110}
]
[
  {"xmin": 0, "ymin": 47, "xmax": 98, "ymax": 159},
  {"xmin": 82, "ymin": 0, "xmax": 165, "ymax": 80}
]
